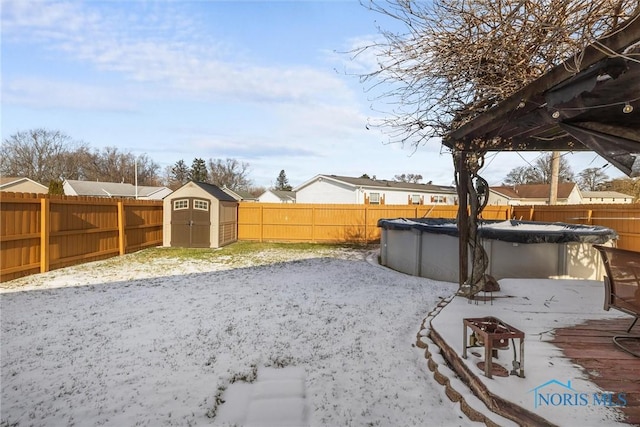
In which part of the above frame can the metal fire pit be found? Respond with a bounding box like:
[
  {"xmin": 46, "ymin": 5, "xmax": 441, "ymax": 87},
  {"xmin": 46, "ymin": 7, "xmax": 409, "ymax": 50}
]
[{"xmin": 462, "ymin": 316, "xmax": 525, "ymax": 379}]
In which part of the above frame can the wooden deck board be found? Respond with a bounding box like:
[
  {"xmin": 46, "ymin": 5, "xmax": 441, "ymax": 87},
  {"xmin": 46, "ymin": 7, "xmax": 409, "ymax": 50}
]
[{"xmin": 553, "ymin": 318, "xmax": 640, "ymax": 426}]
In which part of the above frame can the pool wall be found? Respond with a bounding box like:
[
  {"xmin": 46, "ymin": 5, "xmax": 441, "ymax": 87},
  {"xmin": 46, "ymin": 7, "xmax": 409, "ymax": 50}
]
[{"xmin": 379, "ymin": 219, "xmax": 616, "ymax": 282}]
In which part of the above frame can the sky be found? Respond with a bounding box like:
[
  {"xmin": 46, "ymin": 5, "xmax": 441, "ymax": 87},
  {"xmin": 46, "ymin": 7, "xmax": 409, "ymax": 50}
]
[{"xmin": 0, "ymin": 0, "xmax": 625, "ymax": 189}]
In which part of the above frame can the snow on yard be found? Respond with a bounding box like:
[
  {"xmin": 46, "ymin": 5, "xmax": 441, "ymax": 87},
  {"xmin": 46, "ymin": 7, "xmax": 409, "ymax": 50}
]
[{"xmin": 1, "ymin": 246, "xmax": 474, "ymax": 426}]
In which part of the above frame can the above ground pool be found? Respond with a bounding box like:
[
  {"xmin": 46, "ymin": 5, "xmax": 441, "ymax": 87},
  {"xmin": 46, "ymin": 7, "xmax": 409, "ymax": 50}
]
[{"xmin": 377, "ymin": 218, "xmax": 618, "ymax": 282}]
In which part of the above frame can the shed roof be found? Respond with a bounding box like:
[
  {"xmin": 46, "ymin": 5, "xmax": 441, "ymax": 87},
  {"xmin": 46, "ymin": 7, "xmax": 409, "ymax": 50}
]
[{"xmin": 191, "ymin": 181, "xmax": 237, "ymax": 202}]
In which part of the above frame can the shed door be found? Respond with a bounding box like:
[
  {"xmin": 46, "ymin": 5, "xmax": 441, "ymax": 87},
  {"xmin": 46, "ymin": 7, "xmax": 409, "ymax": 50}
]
[
  {"xmin": 170, "ymin": 198, "xmax": 211, "ymax": 247},
  {"xmin": 190, "ymin": 199, "xmax": 211, "ymax": 248}
]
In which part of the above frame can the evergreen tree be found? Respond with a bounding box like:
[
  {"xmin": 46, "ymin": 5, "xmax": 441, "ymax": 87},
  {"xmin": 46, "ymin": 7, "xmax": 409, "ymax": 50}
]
[
  {"xmin": 48, "ymin": 179, "xmax": 64, "ymax": 195},
  {"xmin": 170, "ymin": 160, "xmax": 190, "ymax": 188},
  {"xmin": 189, "ymin": 158, "xmax": 208, "ymax": 182},
  {"xmin": 274, "ymin": 170, "xmax": 292, "ymax": 191}
]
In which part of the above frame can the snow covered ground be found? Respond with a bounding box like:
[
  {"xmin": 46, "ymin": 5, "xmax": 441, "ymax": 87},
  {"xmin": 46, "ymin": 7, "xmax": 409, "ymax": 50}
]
[{"xmin": 1, "ymin": 245, "xmax": 477, "ymax": 426}]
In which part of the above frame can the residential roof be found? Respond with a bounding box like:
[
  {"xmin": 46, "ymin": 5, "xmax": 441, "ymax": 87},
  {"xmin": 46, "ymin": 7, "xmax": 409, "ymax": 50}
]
[
  {"xmin": 491, "ymin": 183, "xmax": 578, "ymax": 200},
  {"xmin": 192, "ymin": 181, "xmax": 237, "ymax": 202},
  {"xmin": 295, "ymin": 174, "xmax": 455, "ymax": 193},
  {"xmin": 269, "ymin": 190, "xmax": 296, "ymax": 202},
  {"xmin": 222, "ymin": 186, "xmax": 258, "ymax": 201},
  {"xmin": 582, "ymin": 190, "xmax": 634, "ymax": 199},
  {"xmin": 0, "ymin": 177, "xmax": 47, "ymax": 189},
  {"xmin": 64, "ymin": 180, "xmax": 170, "ymax": 198}
]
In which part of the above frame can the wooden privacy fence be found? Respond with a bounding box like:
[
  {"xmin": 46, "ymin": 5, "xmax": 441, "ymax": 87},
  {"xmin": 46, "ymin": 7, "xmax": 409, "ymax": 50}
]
[
  {"xmin": 237, "ymin": 203, "xmax": 511, "ymax": 243},
  {"xmin": 512, "ymin": 204, "xmax": 640, "ymax": 251},
  {"xmin": 3, "ymin": 196, "xmax": 640, "ymax": 282},
  {"xmin": 238, "ymin": 202, "xmax": 640, "ymax": 251},
  {"xmin": 1, "ymin": 192, "xmax": 163, "ymax": 282}
]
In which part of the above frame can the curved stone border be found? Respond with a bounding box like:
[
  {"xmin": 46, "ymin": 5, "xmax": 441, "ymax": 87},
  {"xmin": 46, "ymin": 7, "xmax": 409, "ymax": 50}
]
[
  {"xmin": 417, "ymin": 296, "xmax": 557, "ymax": 427},
  {"xmin": 416, "ymin": 296, "xmax": 502, "ymax": 426}
]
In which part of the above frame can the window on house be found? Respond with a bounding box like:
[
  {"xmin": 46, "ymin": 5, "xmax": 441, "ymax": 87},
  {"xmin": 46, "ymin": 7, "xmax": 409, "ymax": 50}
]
[
  {"xmin": 174, "ymin": 199, "xmax": 188, "ymax": 210},
  {"xmin": 430, "ymin": 195, "xmax": 446, "ymax": 204},
  {"xmin": 369, "ymin": 192, "xmax": 380, "ymax": 205},
  {"xmin": 411, "ymin": 194, "xmax": 421, "ymax": 205},
  {"xmin": 194, "ymin": 200, "xmax": 209, "ymax": 211}
]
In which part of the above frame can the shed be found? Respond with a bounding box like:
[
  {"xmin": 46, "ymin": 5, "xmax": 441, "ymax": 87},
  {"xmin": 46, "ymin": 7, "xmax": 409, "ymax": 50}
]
[{"xmin": 163, "ymin": 181, "xmax": 238, "ymax": 248}]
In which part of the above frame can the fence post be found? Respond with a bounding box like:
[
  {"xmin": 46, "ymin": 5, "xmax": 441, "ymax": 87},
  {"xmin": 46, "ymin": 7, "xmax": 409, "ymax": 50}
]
[
  {"xmin": 260, "ymin": 205, "xmax": 264, "ymax": 243},
  {"xmin": 363, "ymin": 206, "xmax": 368, "ymax": 245},
  {"xmin": 587, "ymin": 209, "xmax": 593, "ymax": 225},
  {"xmin": 118, "ymin": 201, "xmax": 125, "ymax": 255},
  {"xmin": 40, "ymin": 198, "xmax": 50, "ymax": 273},
  {"xmin": 312, "ymin": 206, "xmax": 316, "ymax": 243}
]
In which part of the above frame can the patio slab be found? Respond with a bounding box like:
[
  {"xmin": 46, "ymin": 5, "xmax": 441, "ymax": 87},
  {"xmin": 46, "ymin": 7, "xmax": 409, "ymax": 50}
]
[{"xmin": 423, "ymin": 278, "xmax": 634, "ymax": 427}]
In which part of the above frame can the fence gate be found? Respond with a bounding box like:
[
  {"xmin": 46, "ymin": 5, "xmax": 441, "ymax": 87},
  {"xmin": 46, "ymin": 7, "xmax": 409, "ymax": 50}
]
[{"xmin": 170, "ymin": 198, "xmax": 211, "ymax": 248}]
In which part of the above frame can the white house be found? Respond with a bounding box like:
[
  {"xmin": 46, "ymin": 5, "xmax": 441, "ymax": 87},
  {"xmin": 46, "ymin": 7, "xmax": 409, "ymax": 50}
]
[
  {"xmin": 63, "ymin": 179, "xmax": 172, "ymax": 200},
  {"xmin": 581, "ymin": 191, "xmax": 635, "ymax": 204},
  {"xmin": 0, "ymin": 177, "xmax": 48, "ymax": 194},
  {"xmin": 488, "ymin": 183, "xmax": 583, "ymax": 205},
  {"xmin": 293, "ymin": 174, "xmax": 457, "ymax": 205},
  {"xmin": 257, "ymin": 190, "xmax": 296, "ymax": 203}
]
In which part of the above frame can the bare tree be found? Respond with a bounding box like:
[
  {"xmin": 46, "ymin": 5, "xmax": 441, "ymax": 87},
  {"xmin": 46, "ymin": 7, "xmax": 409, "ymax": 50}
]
[
  {"xmin": 83, "ymin": 147, "xmax": 159, "ymax": 185},
  {"xmin": 207, "ymin": 158, "xmax": 252, "ymax": 190},
  {"xmin": 503, "ymin": 154, "xmax": 575, "ymax": 185},
  {"xmin": 394, "ymin": 173, "xmax": 423, "ymax": 183},
  {"xmin": 578, "ymin": 167, "xmax": 609, "ymax": 191},
  {"xmin": 503, "ymin": 166, "xmax": 534, "ymax": 186},
  {"xmin": 0, "ymin": 129, "xmax": 89, "ymax": 185},
  {"xmin": 358, "ymin": 0, "xmax": 636, "ymax": 146}
]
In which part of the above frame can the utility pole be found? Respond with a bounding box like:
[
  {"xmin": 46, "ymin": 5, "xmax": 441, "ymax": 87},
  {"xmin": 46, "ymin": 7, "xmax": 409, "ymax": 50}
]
[
  {"xmin": 548, "ymin": 151, "xmax": 560, "ymax": 205},
  {"xmin": 135, "ymin": 156, "xmax": 138, "ymax": 200}
]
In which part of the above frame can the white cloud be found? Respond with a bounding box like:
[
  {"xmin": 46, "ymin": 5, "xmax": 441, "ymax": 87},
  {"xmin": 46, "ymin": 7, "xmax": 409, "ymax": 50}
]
[
  {"xmin": 3, "ymin": 77, "xmax": 138, "ymax": 111},
  {"xmin": 2, "ymin": 0, "xmax": 354, "ymax": 107}
]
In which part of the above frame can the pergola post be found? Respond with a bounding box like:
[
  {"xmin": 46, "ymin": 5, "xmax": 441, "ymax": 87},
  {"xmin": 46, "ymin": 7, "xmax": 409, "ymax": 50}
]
[{"xmin": 456, "ymin": 151, "xmax": 469, "ymax": 288}]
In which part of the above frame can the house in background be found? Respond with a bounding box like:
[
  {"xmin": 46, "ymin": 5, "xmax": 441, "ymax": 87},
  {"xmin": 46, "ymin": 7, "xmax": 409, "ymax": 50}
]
[
  {"xmin": 582, "ymin": 191, "xmax": 635, "ymax": 204},
  {"xmin": 294, "ymin": 174, "xmax": 457, "ymax": 205},
  {"xmin": 222, "ymin": 186, "xmax": 259, "ymax": 202},
  {"xmin": 0, "ymin": 177, "xmax": 48, "ymax": 194},
  {"xmin": 488, "ymin": 183, "xmax": 582, "ymax": 205},
  {"xmin": 63, "ymin": 179, "xmax": 172, "ymax": 200},
  {"xmin": 257, "ymin": 190, "xmax": 296, "ymax": 203}
]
